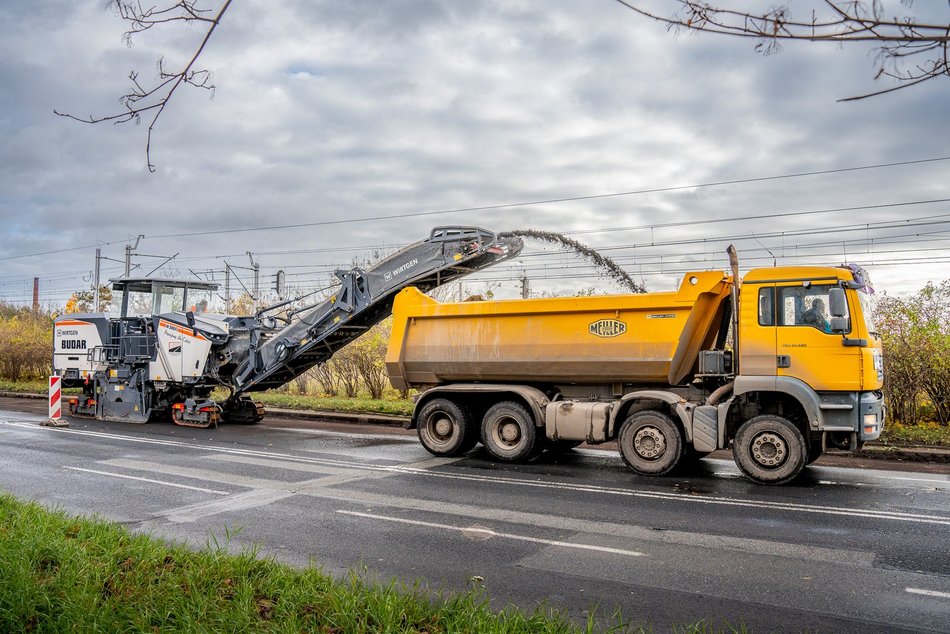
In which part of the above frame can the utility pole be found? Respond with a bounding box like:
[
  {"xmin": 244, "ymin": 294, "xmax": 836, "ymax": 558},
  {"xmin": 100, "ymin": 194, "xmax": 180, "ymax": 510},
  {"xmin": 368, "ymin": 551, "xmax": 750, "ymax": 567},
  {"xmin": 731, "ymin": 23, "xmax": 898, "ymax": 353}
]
[
  {"xmin": 93, "ymin": 247, "xmax": 101, "ymax": 310},
  {"xmin": 224, "ymin": 265, "xmax": 231, "ymax": 313},
  {"xmin": 124, "ymin": 235, "xmax": 144, "ymax": 277},
  {"xmin": 247, "ymin": 252, "xmax": 260, "ymax": 312},
  {"xmin": 32, "ymin": 277, "xmax": 39, "ymax": 311},
  {"xmin": 520, "ymin": 272, "xmax": 530, "ymax": 299}
]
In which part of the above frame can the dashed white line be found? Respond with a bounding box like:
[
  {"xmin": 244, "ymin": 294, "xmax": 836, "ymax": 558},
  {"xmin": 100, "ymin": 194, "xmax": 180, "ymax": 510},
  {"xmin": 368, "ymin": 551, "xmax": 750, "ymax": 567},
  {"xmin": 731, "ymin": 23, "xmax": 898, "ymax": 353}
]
[
  {"xmin": 336, "ymin": 510, "xmax": 647, "ymax": 557},
  {"xmin": 64, "ymin": 467, "xmax": 230, "ymax": 495},
  {"xmin": 905, "ymin": 587, "xmax": 950, "ymax": 599}
]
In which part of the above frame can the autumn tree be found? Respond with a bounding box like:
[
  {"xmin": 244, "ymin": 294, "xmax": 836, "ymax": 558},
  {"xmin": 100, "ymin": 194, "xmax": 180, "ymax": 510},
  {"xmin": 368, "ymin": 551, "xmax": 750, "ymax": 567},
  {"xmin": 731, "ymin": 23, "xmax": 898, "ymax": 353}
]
[
  {"xmin": 613, "ymin": 1, "xmax": 950, "ymax": 100},
  {"xmin": 65, "ymin": 286, "xmax": 113, "ymax": 314},
  {"xmin": 876, "ymin": 280, "xmax": 950, "ymax": 425}
]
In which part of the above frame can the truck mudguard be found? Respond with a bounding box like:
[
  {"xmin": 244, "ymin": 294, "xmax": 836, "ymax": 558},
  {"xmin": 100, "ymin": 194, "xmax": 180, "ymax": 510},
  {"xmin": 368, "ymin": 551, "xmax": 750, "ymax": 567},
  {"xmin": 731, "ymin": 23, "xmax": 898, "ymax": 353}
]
[
  {"xmin": 732, "ymin": 375, "xmax": 824, "ymax": 429},
  {"xmin": 412, "ymin": 384, "xmax": 549, "ymax": 430},
  {"xmin": 608, "ymin": 390, "xmax": 695, "ymax": 440}
]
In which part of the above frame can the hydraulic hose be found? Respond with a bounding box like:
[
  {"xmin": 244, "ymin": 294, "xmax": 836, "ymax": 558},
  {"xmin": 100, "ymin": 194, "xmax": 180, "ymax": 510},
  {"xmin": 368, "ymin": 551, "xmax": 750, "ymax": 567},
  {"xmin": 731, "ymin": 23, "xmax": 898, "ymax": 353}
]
[{"xmin": 705, "ymin": 381, "xmax": 735, "ymax": 406}]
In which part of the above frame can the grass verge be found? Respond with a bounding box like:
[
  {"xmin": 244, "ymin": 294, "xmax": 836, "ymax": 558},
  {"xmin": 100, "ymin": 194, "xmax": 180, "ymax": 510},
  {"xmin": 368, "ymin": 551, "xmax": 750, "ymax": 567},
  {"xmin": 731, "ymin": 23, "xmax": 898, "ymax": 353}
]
[
  {"xmin": 0, "ymin": 492, "xmax": 744, "ymax": 633},
  {"xmin": 879, "ymin": 421, "xmax": 950, "ymax": 447},
  {"xmin": 0, "ymin": 492, "xmax": 574, "ymax": 632},
  {"xmin": 249, "ymin": 392, "xmax": 414, "ymax": 417}
]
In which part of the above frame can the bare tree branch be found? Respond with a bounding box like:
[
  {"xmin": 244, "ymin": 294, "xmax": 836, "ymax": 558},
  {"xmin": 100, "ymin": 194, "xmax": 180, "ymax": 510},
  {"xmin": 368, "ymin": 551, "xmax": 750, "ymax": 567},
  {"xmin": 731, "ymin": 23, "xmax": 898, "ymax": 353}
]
[
  {"xmin": 611, "ymin": 0, "xmax": 950, "ymax": 101},
  {"xmin": 54, "ymin": 1, "xmax": 233, "ymax": 172}
]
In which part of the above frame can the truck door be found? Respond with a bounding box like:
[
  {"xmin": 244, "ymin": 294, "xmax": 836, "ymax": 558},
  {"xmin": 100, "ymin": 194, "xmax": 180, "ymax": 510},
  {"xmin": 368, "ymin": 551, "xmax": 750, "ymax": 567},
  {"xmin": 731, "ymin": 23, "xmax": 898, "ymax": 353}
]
[
  {"xmin": 773, "ymin": 283, "xmax": 861, "ymax": 391},
  {"xmin": 738, "ymin": 283, "xmax": 778, "ymax": 376}
]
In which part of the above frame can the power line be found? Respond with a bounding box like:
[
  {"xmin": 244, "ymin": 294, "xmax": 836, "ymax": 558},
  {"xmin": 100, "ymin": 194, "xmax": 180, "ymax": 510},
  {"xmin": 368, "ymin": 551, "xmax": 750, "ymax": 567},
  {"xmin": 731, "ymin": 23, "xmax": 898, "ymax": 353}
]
[{"xmin": 2, "ymin": 155, "xmax": 948, "ymax": 263}]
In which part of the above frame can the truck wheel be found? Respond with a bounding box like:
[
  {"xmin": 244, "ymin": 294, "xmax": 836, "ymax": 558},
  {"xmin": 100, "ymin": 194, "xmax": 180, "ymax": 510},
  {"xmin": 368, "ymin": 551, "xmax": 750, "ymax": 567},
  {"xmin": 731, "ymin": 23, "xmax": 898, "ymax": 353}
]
[
  {"xmin": 481, "ymin": 401, "xmax": 539, "ymax": 462},
  {"xmin": 732, "ymin": 415, "xmax": 808, "ymax": 485},
  {"xmin": 417, "ymin": 399, "xmax": 474, "ymax": 457},
  {"xmin": 618, "ymin": 410, "xmax": 684, "ymax": 476}
]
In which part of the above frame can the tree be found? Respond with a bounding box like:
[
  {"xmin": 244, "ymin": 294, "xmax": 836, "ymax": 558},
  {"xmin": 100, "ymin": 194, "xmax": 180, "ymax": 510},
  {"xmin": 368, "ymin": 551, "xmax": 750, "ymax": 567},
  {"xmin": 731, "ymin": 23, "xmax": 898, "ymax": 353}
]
[
  {"xmin": 54, "ymin": 0, "xmax": 233, "ymax": 172},
  {"xmin": 65, "ymin": 286, "xmax": 113, "ymax": 314},
  {"xmin": 612, "ymin": 1, "xmax": 950, "ymax": 100},
  {"xmin": 876, "ymin": 280, "xmax": 950, "ymax": 425}
]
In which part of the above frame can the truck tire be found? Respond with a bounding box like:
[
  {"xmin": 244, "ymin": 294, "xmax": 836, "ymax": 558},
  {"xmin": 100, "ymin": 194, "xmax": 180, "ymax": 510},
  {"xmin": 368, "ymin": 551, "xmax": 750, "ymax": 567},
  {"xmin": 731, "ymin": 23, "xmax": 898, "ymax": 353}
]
[
  {"xmin": 618, "ymin": 410, "xmax": 684, "ymax": 476},
  {"xmin": 481, "ymin": 401, "xmax": 539, "ymax": 462},
  {"xmin": 732, "ymin": 415, "xmax": 808, "ymax": 485},
  {"xmin": 417, "ymin": 398, "xmax": 475, "ymax": 457}
]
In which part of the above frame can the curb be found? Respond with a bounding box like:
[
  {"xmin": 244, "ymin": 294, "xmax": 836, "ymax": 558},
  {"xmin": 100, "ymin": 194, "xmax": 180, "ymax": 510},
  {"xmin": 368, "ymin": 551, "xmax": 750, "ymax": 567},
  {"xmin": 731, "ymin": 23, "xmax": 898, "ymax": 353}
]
[{"xmin": 265, "ymin": 406, "xmax": 409, "ymax": 427}]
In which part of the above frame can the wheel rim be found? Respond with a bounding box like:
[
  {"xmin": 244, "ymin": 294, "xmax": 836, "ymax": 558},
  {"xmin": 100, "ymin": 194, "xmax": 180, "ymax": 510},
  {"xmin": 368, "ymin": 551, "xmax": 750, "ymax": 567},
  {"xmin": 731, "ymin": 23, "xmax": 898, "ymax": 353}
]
[
  {"xmin": 633, "ymin": 425, "xmax": 666, "ymax": 460},
  {"xmin": 492, "ymin": 416, "xmax": 522, "ymax": 448},
  {"xmin": 750, "ymin": 431, "xmax": 788, "ymax": 468},
  {"xmin": 425, "ymin": 413, "xmax": 456, "ymax": 447}
]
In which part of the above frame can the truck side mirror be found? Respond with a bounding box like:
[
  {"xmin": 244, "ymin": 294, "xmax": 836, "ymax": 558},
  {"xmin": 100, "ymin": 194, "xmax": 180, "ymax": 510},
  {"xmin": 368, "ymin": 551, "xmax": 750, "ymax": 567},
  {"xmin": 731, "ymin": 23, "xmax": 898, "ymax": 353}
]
[{"xmin": 828, "ymin": 287, "xmax": 847, "ymax": 317}]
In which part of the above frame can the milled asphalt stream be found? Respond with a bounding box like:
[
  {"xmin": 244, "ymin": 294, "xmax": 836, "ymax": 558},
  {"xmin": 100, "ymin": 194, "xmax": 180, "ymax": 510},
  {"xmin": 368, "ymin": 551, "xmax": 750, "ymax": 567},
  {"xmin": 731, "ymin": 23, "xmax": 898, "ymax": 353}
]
[{"xmin": 5, "ymin": 391, "xmax": 947, "ymax": 469}]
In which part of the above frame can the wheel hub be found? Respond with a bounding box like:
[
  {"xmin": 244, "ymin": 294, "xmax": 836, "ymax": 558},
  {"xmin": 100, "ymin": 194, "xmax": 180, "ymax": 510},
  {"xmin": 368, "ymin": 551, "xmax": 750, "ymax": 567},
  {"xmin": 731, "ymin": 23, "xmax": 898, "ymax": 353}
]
[
  {"xmin": 500, "ymin": 421, "xmax": 520, "ymax": 444},
  {"xmin": 633, "ymin": 426, "xmax": 666, "ymax": 459},
  {"xmin": 433, "ymin": 417, "xmax": 453, "ymax": 438},
  {"xmin": 751, "ymin": 432, "xmax": 787, "ymax": 467}
]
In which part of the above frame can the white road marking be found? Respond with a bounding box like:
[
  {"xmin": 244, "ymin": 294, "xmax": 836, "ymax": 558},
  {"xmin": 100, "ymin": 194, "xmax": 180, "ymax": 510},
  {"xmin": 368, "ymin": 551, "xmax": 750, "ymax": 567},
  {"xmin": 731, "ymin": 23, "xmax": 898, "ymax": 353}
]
[
  {"xmin": 163, "ymin": 489, "xmax": 296, "ymax": 523},
  {"xmin": 318, "ymin": 488, "xmax": 876, "ymax": 566},
  {"xmin": 269, "ymin": 426, "xmax": 415, "ymax": 442},
  {"xmin": 905, "ymin": 587, "xmax": 950, "ymax": 599},
  {"xmin": 337, "ymin": 510, "xmax": 647, "ymax": 557},
  {"xmin": 64, "ymin": 467, "xmax": 229, "ymax": 495},
  {"xmin": 7, "ymin": 421, "xmax": 950, "ymax": 527}
]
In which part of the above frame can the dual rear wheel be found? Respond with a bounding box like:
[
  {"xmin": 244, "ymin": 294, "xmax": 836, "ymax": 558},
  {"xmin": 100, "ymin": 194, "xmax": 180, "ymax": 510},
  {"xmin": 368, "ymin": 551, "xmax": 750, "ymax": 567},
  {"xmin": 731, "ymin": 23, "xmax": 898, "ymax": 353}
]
[{"xmin": 416, "ymin": 399, "xmax": 544, "ymax": 462}]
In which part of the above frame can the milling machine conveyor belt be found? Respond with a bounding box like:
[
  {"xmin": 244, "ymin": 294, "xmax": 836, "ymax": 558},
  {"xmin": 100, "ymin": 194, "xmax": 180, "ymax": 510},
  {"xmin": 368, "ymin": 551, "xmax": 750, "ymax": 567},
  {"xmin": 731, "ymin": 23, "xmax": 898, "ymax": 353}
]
[{"xmin": 231, "ymin": 226, "xmax": 523, "ymax": 393}]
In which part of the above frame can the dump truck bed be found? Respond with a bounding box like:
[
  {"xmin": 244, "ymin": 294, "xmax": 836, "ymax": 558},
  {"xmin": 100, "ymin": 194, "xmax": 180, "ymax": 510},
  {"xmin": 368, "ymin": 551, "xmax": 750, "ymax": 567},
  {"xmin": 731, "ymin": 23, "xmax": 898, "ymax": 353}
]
[{"xmin": 386, "ymin": 271, "xmax": 731, "ymax": 390}]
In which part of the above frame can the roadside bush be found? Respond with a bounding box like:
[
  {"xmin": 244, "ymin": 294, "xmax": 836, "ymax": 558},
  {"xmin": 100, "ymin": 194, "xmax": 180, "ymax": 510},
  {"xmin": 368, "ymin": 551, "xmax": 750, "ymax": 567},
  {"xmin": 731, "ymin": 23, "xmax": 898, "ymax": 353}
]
[{"xmin": 0, "ymin": 304, "xmax": 53, "ymax": 381}]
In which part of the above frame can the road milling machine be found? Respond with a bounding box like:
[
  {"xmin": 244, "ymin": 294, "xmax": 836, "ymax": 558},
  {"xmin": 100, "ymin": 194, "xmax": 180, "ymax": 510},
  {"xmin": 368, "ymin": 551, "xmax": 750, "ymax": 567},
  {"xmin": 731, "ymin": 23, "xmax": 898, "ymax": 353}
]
[{"xmin": 52, "ymin": 227, "xmax": 523, "ymax": 427}]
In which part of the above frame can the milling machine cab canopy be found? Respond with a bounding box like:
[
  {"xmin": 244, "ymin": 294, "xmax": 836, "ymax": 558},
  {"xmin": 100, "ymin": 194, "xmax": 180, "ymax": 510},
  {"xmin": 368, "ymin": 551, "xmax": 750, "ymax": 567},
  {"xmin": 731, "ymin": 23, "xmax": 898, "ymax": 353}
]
[{"xmin": 109, "ymin": 278, "xmax": 220, "ymax": 318}]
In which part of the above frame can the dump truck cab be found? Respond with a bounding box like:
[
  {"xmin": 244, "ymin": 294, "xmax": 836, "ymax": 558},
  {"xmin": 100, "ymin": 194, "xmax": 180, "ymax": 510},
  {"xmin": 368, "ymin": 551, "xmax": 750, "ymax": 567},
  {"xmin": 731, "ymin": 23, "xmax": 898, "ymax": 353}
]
[{"xmin": 734, "ymin": 264, "xmax": 884, "ymax": 455}]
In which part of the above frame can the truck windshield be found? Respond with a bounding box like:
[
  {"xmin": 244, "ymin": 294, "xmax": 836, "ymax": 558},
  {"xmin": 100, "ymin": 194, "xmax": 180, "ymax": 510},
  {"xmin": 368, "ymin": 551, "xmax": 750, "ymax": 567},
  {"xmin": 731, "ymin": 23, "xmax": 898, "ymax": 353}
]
[{"xmin": 857, "ymin": 289, "xmax": 878, "ymax": 338}]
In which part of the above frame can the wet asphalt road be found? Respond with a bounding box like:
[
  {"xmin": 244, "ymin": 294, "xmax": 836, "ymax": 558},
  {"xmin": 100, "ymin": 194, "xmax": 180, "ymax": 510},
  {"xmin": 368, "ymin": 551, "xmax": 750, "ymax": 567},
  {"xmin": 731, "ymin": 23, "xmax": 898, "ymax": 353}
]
[{"xmin": 0, "ymin": 403, "xmax": 948, "ymax": 633}]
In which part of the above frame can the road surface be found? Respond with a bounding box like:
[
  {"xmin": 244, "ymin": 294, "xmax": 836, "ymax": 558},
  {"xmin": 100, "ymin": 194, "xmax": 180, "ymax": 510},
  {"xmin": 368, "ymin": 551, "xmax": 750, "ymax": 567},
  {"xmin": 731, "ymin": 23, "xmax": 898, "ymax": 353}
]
[{"xmin": 0, "ymin": 403, "xmax": 947, "ymax": 633}]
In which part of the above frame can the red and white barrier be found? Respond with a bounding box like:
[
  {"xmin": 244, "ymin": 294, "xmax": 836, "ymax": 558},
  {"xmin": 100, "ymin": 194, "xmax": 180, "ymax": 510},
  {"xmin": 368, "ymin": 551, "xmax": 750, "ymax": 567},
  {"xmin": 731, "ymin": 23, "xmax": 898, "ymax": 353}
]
[
  {"xmin": 44, "ymin": 375, "xmax": 68, "ymax": 426},
  {"xmin": 49, "ymin": 375, "xmax": 62, "ymax": 420}
]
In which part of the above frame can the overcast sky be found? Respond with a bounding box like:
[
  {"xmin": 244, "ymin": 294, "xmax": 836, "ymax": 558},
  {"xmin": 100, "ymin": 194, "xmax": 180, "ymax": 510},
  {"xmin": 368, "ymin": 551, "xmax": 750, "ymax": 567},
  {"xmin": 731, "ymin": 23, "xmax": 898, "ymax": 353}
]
[{"xmin": 1, "ymin": 0, "xmax": 948, "ymax": 307}]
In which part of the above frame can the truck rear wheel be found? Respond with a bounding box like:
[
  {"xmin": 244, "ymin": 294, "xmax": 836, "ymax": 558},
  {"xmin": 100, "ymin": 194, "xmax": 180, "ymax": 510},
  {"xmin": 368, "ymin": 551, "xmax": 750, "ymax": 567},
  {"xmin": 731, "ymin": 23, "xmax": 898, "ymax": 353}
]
[
  {"xmin": 618, "ymin": 410, "xmax": 684, "ymax": 476},
  {"xmin": 481, "ymin": 401, "xmax": 539, "ymax": 462},
  {"xmin": 732, "ymin": 415, "xmax": 808, "ymax": 485},
  {"xmin": 417, "ymin": 398, "xmax": 475, "ymax": 457}
]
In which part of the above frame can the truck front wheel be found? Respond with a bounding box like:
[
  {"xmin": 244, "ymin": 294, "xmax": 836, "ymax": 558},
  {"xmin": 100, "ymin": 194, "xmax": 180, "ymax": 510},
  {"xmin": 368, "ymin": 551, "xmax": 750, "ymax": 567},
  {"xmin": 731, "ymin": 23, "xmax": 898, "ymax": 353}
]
[
  {"xmin": 732, "ymin": 415, "xmax": 808, "ymax": 485},
  {"xmin": 417, "ymin": 399, "xmax": 476, "ymax": 457},
  {"xmin": 618, "ymin": 410, "xmax": 684, "ymax": 476},
  {"xmin": 481, "ymin": 401, "xmax": 539, "ymax": 462}
]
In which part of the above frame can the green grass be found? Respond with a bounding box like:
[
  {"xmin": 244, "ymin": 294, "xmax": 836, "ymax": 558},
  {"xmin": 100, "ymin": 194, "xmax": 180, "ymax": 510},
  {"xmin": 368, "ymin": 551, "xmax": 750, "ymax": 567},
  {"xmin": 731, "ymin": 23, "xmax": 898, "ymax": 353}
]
[
  {"xmin": 0, "ymin": 492, "xmax": 742, "ymax": 633},
  {"xmin": 0, "ymin": 379, "xmax": 81, "ymax": 396},
  {"xmin": 252, "ymin": 392, "xmax": 414, "ymax": 417},
  {"xmin": 879, "ymin": 421, "xmax": 950, "ymax": 447}
]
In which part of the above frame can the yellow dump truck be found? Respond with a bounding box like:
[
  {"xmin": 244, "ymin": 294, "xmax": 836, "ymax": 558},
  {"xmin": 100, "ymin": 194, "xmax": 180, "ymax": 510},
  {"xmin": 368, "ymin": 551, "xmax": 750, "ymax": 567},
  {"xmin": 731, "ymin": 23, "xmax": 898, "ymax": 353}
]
[{"xmin": 386, "ymin": 259, "xmax": 884, "ymax": 484}]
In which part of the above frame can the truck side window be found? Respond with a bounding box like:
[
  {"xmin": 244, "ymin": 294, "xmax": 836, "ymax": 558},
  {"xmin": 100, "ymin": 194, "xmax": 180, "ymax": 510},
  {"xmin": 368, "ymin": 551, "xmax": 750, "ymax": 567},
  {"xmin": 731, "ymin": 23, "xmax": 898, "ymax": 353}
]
[
  {"xmin": 758, "ymin": 288, "xmax": 774, "ymax": 326},
  {"xmin": 777, "ymin": 284, "xmax": 847, "ymax": 333}
]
